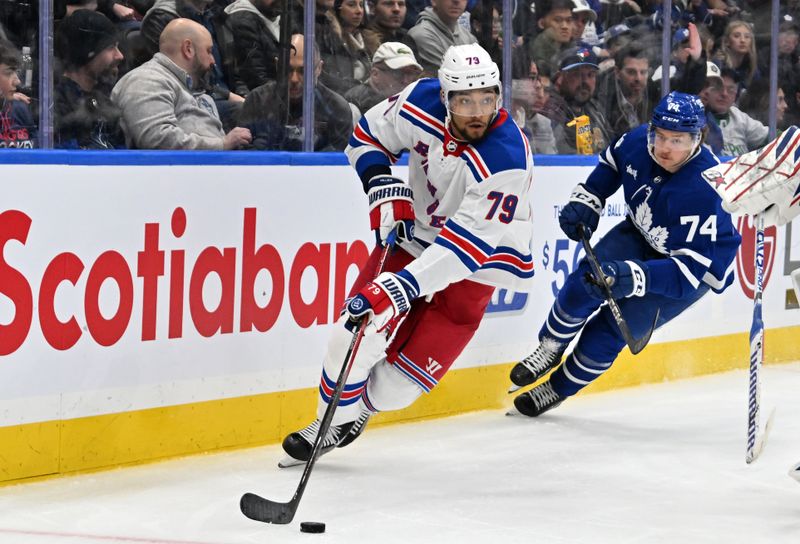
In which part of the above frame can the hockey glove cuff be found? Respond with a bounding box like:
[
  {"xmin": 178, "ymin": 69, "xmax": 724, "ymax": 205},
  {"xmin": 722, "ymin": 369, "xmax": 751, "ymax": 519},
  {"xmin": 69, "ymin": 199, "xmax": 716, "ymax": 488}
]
[
  {"xmin": 559, "ymin": 184, "xmax": 604, "ymax": 241},
  {"xmin": 583, "ymin": 259, "xmax": 649, "ymax": 300},
  {"xmin": 345, "ymin": 270, "xmax": 420, "ymax": 334},
  {"xmin": 367, "ymin": 175, "xmax": 416, "ymax": 245}
]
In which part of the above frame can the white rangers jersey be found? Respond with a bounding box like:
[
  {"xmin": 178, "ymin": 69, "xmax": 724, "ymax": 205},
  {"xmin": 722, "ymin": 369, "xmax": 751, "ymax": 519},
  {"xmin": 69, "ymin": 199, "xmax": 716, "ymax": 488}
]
[{"xmin": 346, "ymin": 78, "xmax": 535, "ymax": 297}]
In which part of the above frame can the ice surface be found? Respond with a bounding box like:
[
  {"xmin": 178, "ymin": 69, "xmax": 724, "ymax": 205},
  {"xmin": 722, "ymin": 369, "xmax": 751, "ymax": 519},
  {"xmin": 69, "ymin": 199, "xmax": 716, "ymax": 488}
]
[{"xmin": 1, "ymin": 364, "xmax": 799, "ymax": 543}]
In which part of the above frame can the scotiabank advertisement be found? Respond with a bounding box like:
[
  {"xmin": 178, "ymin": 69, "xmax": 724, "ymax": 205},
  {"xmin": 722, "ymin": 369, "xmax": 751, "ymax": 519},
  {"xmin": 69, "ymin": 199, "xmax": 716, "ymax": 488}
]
[{"xmin": 0, "ymin": 159, "xmax": 798, "ymax": 427}]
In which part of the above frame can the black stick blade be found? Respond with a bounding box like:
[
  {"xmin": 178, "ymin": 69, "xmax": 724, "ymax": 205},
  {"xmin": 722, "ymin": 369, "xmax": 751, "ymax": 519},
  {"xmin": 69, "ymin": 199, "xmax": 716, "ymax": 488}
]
[
  {"xmin": 240, "ymin": 492, "xmax": 296, "ymax": 524},
  {"xmin": 627, "ymin": 309, "xmax": 659, "ymax": 355}
]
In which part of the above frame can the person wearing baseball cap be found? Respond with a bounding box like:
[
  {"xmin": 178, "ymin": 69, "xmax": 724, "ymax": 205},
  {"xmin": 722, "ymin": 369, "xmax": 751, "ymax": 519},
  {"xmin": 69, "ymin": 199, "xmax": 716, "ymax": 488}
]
[
  {"xmin": 545, "ymin": 43, "xmax": 611, "ymax": 154},
  {"xmin": 570, "ymin": 0, "xmax": 598, "ymax": 44},
  {"xmin": 54, "ymin": 9, "xmax": 126, "ymax": 149},
  {"xmin": 344, "ymin": 42, "xmax": 423, "ymax": 114}
]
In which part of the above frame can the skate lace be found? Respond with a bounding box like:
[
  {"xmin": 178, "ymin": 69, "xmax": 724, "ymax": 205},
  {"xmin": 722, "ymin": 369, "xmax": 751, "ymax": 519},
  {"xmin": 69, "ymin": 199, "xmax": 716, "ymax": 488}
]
[
  {"xmin": 529, "ymin": 382, "xmax": 562, "ymax": 410},
  {"xmin": 520, "ymin": 342, "xmax": 561, "ymax": 376},
  {"xmin": 350, "ymin": 409, "xmax": 372, "ymax": 436},
  {"xmin": 298, "ymin": 419, "xmax": 341, "ymax": 447}
]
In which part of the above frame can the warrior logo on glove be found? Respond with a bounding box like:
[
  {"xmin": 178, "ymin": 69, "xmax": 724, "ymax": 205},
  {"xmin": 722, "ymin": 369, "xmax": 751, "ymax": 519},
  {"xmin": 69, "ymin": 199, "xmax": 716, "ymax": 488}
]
[{"xmin": 367, "ymin": 175, "xmax": 416, "ymax": 245}]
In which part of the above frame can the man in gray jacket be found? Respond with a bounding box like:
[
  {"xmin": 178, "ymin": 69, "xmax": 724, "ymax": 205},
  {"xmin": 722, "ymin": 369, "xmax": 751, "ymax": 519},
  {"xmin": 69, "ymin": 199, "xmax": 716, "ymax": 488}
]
[
  {"xmin": 111, "ymin": 18, "xmax": 252, "ymax": 149},
  {"xmin": 406, "ymin": 0, "xmax": 476, "ymax": 75}
]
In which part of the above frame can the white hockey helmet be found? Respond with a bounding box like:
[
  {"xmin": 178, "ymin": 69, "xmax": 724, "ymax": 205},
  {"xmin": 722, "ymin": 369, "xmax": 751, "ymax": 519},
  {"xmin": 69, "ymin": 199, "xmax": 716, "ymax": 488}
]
[{"xmin": 438, "ymin": 44, "xmax": 502, "ymax": 109}]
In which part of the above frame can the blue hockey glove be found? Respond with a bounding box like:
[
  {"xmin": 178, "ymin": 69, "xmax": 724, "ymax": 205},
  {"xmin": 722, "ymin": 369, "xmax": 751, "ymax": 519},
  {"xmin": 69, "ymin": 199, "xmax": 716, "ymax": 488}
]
[
  {"xmin": 559, "ymin": 184, "xmax": 604, "ymax": 241},
  {"xmin": 367, "ymin": 175, "xmax": 415, "ymax": 245},
  {"xmin": 583, "ymin": 259, "xmax": 649, "ymax": 300},
  {"xmin": 345, "ymin": 270, "xmax": 420, "ymax": 334}
]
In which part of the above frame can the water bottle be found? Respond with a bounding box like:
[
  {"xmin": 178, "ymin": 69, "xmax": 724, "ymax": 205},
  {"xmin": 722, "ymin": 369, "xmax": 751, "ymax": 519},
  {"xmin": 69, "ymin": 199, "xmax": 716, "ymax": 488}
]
[{"xmin": 20, "ymin": 46, "xmax": 33, "ymax": 92}]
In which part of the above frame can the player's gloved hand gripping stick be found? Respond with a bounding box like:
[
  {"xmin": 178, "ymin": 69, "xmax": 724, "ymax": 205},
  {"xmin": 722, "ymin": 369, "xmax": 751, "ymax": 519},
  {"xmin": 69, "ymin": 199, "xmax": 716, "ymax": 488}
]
[
  {"xmin": 577, "ymin": 223, "xmax": 658, "ymax": 355},
  {"xmin": 240, "ymin": 229, "xmax": 400, "ymax": 525}
]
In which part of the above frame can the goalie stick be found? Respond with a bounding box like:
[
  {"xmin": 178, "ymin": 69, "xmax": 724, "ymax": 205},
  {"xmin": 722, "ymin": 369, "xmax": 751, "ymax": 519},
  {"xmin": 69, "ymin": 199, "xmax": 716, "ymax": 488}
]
[
  {"xmin": 745, "ymin": 213, "xmax": 775, "ymax": 464},
  {"xmin": 240, "ymin": 230, "xmax": 399, "ymax": 525},
  {"xmin": 577, "ymin": 224, "xmax": 658, "ymax": 355}
]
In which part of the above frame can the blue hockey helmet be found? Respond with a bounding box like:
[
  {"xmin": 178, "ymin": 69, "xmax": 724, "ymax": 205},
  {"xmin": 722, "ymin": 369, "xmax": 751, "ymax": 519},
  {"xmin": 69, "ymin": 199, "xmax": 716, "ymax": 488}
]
[{"xmin": 650, "ymin": 91, "xmax": 706, "ymax": 133}]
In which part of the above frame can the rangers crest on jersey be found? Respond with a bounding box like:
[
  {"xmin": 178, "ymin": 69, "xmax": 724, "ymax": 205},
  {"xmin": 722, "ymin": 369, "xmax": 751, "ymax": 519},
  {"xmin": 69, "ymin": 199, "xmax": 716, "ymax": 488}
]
[{"xmin": 632, "ymin": 202, "xmax": 669, "ymax": 253}]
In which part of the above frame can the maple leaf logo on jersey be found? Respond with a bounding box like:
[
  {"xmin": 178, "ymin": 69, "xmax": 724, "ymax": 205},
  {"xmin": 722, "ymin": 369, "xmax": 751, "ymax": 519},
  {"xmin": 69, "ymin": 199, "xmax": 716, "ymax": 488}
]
[{"xmin": 633, "ymin": 202, "xmax": 668, "ymax": 253}]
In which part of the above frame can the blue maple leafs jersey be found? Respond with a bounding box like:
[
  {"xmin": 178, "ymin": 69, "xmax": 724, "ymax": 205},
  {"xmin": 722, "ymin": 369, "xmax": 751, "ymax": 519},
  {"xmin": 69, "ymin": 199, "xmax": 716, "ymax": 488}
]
[{"xmin": 585, "ymin": 125, "xmax": 742, "ymax": 297}]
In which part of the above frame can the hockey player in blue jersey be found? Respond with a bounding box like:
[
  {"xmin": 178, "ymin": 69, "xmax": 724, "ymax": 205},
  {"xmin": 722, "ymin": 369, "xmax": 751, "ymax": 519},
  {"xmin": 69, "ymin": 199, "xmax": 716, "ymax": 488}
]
[
  {"xmin": 280, "ymin": 43, "xmax": 535, "ymax": 465},
  {"xmin": 508, "ymin": 91, "xmax": 742, "ymax": 417}
]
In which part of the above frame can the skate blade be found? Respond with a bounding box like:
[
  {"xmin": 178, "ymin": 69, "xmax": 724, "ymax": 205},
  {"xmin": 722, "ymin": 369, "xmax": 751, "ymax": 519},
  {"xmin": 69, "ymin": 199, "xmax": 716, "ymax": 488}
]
[
  {"xmin": 507, "ymin": 383, "xmax": 523, "ymax": 393},
  {"xmin": 789, "ymin": 461, "xmax": 800, "ymax": 483},
  {"xmin": 278, "ymin": 455, "xmax": 306, "ymax": 469},
  {"xmin": 505, "ymin": 406, "xmax": 522, "ymax": 416}
]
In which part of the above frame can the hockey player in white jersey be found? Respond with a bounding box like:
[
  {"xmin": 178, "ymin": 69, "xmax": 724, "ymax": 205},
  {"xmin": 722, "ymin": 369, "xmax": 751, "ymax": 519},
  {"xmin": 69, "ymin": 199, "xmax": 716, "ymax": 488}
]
[{"xmin": 280, "ymin": 43, "xmax": 535, "ymax": 465}]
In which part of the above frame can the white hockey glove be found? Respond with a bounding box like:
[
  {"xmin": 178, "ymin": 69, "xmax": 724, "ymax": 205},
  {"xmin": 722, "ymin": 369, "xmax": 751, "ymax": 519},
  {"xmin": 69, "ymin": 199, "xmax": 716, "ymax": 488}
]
[
  {"xmin": 345, "ymin": 271, "xmax": 419, "ymax": 334},
  {"xmin": 702, "ymin": 127, "xmax": 800, "ymax": 226},
  {"xmin": 367, "ymin": 175, "xmax": 415, "ymax": 245}
]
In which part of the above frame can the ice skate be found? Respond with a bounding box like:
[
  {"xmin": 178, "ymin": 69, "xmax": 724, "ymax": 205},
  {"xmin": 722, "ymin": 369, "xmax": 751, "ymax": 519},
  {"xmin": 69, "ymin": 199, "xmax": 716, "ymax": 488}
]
[
  {"xmin": 508, "ymin": 339, "xmax": 565, "ymax": 392},
  {"xmin": 508, "ymin": 381, "xmax": 564, "ymax": 417},
  {"xmin": 278, "ymin": 419, "xmax": 353, "ymax": 468},
  {"xmin": 337, "ymin": 408, "xmax": 372, "ymax": 449}
]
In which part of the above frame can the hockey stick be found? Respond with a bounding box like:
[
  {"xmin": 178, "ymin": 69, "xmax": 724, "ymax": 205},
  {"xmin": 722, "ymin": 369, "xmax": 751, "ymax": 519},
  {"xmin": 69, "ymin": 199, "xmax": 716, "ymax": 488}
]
[
  {"xmin": 745, "ymin": 213, "xmax": 776, "ymax": 464},
  {"xmin": 577, "ymin": 223, "xmax": 658, "ymax": 355},
  {"xmin": 240, "ymin": 230, "xmax": 398, "ymax": 524}
]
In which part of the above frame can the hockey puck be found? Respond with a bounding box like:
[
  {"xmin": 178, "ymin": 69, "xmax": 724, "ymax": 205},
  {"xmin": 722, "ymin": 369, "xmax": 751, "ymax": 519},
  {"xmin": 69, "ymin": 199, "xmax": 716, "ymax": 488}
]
[{"xmin": 300, "ymin": 521, "xmax": 326, "ymax": 533}]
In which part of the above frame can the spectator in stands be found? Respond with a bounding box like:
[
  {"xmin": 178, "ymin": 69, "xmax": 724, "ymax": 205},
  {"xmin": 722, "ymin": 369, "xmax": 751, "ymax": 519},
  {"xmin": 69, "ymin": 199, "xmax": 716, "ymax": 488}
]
[
  {"xmin": 649, "ymin": 23, "xmax": 708, "ymax": 98},
  {"xmin": 0, "ymin": 39, "xmax": 36, "ymax": 148},
  {"xmin": 570, "ymin": 0, "xmax": 598, "ymax": 45},
  {"xmin": 337, "ymin": 0, "xmax": 372, "ymax": 86},
  {"xmin": 737, "ymin": 78, "xmax": 790, "ymax": 129},
  {"xmin": 54, "ymin": 9, "xmax": 126, "ymax": 149},
  {"xmin": 111, "ymin": 18, "xmax": 252, "ymax": 149},
  {"xmin": 238, "ymin": 33, "xmax": 354, "ymax": 151},
  {"xmin": 543, "ymin": 43, "xmax": 610, "ymax": 154},
  {"xmin": 316, "ymin": 0, "xmax": 370, "ymax": 95},
  {"xmin": 141, "ymin": 0, "xmax": 243, "ymax": 126},
  {"xmin": 597, "ymin": 0, "xmax": 640, "ymax": 31},
  {"xmin": 225, "ymin": 0, "xmax": 287, "ymax": 95},
  {"xmin": 528, "ymin": 0, "xmax": 576, "ymax": 79},
  {"xmin": 714, "ymin": 20, "xmax": 760, "ymax": 90},
  {"xmin": 699, "ymin": 66, "xmax": 768, "ymax": 156},
  {"xmin": 344, "ymin": 41, "xmax": 422, "ymax": 114},
  {"xmin": 511, "ymin": 76, "xmax": 557, "ymax": 154},
  {"xmin": 596, "ymin": 43, "xmax": 650, "ymax": 141},
  {"xmin": 757, "ymin": 20, "xmax": 799, "ymax": 85},
  {"xmin": 470, "ymin": 1, "xmax": 501, "ymax": 62},
  {"xmin": 62, "ymin": 0, "xmax": 137, "ymax": 22},
  {"xmin": 362, "ymin": 0, "xmax": 408, "ymax": 58},
  {"xmin": 783, "ymin": 70, "xmax": 800, "ymax": 128},
  {"xmin": 406, "ymin": 0, "xmax": 477, "ymax": 76}
]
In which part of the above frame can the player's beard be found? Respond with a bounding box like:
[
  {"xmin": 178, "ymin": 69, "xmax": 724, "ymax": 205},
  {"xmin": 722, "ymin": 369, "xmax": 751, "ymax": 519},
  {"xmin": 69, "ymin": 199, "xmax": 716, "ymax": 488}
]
[{"xmin": 450, "ymin": 115, "xmax": 491, "ymax": 142}]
